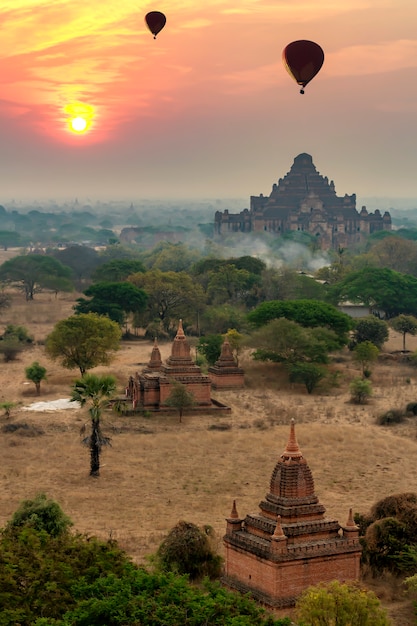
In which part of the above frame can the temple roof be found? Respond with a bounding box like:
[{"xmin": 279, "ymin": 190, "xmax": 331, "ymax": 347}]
[{"xmin": 252, "ymin": 153, "xmax": 357, "ymax": 217}]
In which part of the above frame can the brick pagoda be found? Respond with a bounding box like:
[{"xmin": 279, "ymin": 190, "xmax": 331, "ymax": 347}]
[
  {"xmin": 223, "ymin": 419, "xmax": 362, "ymax": 607},
  {"xmin": 208, "ymin": 337, "xmax": 245, "ymax": 389},
  {"xmin": 126, "ymin": 320, "xmax": 214, "ymax": 411}
]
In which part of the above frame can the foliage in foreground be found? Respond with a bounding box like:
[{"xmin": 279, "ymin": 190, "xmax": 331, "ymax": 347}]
[
  {"xmin": 0, "ymin": 514, "xmax": 289, "ymax": 626},
  {"xmin": 296, "ymin": 580, "xmax": 391, "ymax": 626}
]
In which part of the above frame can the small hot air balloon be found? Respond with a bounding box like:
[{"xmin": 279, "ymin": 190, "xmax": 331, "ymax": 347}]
[
  {"xmin": 145, "ymin": 11, "xmax": 166, "ymax": 39},
  {"xmin": 282, "ymin": 40, "xmax": 324, "ymax": 94}
]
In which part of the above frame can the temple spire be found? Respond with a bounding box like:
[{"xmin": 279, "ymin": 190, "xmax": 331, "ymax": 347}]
[
  {"xmin": 282, "ymin": 419, "xmax": 303, "ymax": 459},
  {"xmin": 346, "ymin": 507, "xmax": 356, "ymax": 527},
  {"xmin": 230, "ymin": 499, "xmax": 239, "ymax": 519}
]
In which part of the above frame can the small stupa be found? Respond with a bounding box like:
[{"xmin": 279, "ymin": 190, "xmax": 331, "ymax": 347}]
[{"xmin": 208, "ymin": 337, "xmax": 244, "ymax": 389}]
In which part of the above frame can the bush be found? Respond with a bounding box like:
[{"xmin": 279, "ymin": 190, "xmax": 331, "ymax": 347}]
[
  {"xmin": 377, "ymin": 409, "xmax": 405, "ymax": 425},
  {"xmin": 6, "ymin": 493, "xmax": 73, "ymax": 537},
  {"xmin": 155, "ymin": 520, "xmax": 223, "ymax": 580},
  {"xmin": 406, "ymin": 401, "xmax": 417, "ymax": 415},
  {"xmin": 349, "ymin": 377, "xmax": 373, "ymax": 404},
  {"xmin": 296, "ymin": 580, "xmax": 391, "ymax": 626},
  {"xmin": 359, "ymin": 493, "xmax": 417, "ymax": 576}
]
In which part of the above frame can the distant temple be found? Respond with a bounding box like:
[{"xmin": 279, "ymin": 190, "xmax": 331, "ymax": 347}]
[
  {"xmin": 223, "ymin": 420, "xmax": 362, "ymax": 607},
  {"xmin": 214, "ymin": 153, "xmax": 391, "ymax": 250},
  {"xmin": 125, "ymin": 321, "xmax": 236, "ymax": 413}
]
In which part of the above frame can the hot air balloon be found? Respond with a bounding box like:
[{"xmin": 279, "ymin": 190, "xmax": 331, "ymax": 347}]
[
  {"xmin": 282, "ymin": 40, "xmax": 324, "ymax": 94},
  {"xmin": 145, "ymin": 11, "xmax": 166, "ymax": 39}
]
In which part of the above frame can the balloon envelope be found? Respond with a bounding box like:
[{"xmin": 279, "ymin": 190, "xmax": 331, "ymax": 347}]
[
  {"xmin": 145, "ymin": 11, "xmax": 166, "ymax": 38},
  {"xmin": 282, "ymin": 40, "xmax": 324, "ymax": 91}
]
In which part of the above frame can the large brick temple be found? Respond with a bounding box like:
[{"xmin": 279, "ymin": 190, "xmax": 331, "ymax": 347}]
[
  {"xmin": 214, "ymin": 153, "xmax": 391, "ymax": 250},
  {"xmin": 223, "ymin": 419, "xmax": 362, "ymax": 607}
]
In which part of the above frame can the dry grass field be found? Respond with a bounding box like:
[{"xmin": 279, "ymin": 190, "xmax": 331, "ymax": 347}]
[{"xmin": 0, "ymin": 284, "xmax": 417, "ymax": 623}]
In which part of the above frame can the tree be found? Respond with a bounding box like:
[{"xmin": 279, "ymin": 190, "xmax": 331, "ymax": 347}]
[
  {"xmin": 164, "ymin": 381, "xmax": 196, "ymax": 423},
  {"xmin": 0, "ymin": 254, "xmax": 74, "ymax": 300},
  {"xmin": 45, "ymin": 313, "xmax": 121, "ymax": 375},
  {"xmin": 295, "ymin": 580, "xmax": 391, "ymax": 626},
  {"xmin": 156, "ymin": 520, "xmax": 223, "ymax": 580},
  {"xmin": 390, "ymin": 314, "xmax": 417, "ymax": 351},
  {"xmin": 25, "ymin": 361, "xmax": 47, "ymax": 395},
  {"xmin": 0, "ymin": 230, "xmax": 21, "ymax": 250},
  {"xmin": 91, "ymin": 258, "xmax": 146, "ymax": 282},
  {"xmin": 247, "ymin": 299, "xmax": 352, "ymax": 346},
  {"xmin": 141, "ymin": 241, "xmax": 201, "ymax": 272},
  {"xmin": 225, "ymin": 328, "xmax": 245, "ymax": 366},
  {"xmin": 247, "ymin": 318, "xmax": 338, "ymax": 366},
  {"xmin": 52, "ymin": 245, "xmax": 101, "ymax": 289},
  {"xmin": 352, "ymin": 315, "xmax": 389, "ymax": 349},
  {"xmin": 288, "ymin": 362, "xmax": 327, "ymax": 394},
  {"xmin": 353, "ymin": 340, "xmax": 379, "ymax": 376},
  {"xmin": 75, "ymin": 281, "xmax": 148, "ymax": 326},
  {"xmin": 371, "ymin": 235, "xmax": 417, "ymax": 275},
  {"xmin": 201, "ymin": 304, "xmax": 247, "ymax": 334},
  {"xmin": 207, "ymin": 264, "xmax": 259, "ymax": 306},
  {"xmin": 329, "ymin": 267, "xmax": 417, "ymax": 318},
  {"xmin": 7, "ymin": 493, "xmax": 73, "ymax": 537},
  {"xmin": 197, "ymin": 334, "xmax": 223, "ymax": 365},
  {"xmin": 70, "ymin": 373, "xmax": 117, "ymax": 476},
  {"xmin": 129, "ymin": 269, "xmax": 206, "ymax": 334}
]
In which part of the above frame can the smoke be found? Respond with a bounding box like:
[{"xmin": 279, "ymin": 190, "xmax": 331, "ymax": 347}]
[{"xmin": 207, "ymin": 233, "xmax": 331, "ymax": 273}]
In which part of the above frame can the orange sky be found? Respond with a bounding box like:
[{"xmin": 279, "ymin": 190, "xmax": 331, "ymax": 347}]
[{"xmin": 1, "ymin": 0, "xmax": 417, "ymax": 203}]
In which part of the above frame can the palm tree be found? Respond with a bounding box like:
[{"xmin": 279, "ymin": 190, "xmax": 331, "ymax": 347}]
[{"xmin": 70, "ymin": 373, "xmax": 117, "ymax": 477}]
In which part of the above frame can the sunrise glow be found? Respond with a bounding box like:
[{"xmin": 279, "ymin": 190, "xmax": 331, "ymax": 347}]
[
  {"xmin": 1, "ymin": 1, "xmax": 417, "ymax": 198},
  {"xmin": 64, "ymin": 102, "xmax": 95, "ymax": 136}
]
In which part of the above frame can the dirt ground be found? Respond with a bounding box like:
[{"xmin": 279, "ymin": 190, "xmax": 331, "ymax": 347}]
[{"xmin": 0, "ymin": 290, "xmax": 417, "ymax": 624}]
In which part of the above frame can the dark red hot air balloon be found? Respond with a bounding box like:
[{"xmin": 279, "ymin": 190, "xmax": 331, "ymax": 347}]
[
  {"xmin": 282, "ymin": 40, "xmax": 324, "ymax": 94},
  {"xmin": 145, "ymin": 11, "xmax": 166, "ymax": 39}
]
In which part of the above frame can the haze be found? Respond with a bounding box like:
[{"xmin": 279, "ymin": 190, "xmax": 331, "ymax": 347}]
[{"xmin": 1, "ymin": 1, "xmax": 417, "ymax": 203}]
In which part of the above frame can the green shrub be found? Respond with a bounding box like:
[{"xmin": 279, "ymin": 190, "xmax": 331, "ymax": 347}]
[
  {"xmin": 6, "ymin": 493, "xmax": 73, "ymax": 537},
  {"xmin": 349, "ymin": 377, "xmax": 373, "ymax": 404},
  {"xmin": 296, "ymin": 580, "xmax": 391, "ymax": 625}
]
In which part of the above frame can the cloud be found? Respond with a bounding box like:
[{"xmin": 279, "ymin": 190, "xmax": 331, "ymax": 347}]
[{"xmin": 325, "ymin": 39, "xmax": 417, "ymax": 77}]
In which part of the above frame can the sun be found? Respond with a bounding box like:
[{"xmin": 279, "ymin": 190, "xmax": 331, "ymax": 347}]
[
  {"xmin": 70, "ymin": 116, "xmax": 87, "ymax": 133},
  {"xmin": 64, "ymin": 102, "xmax": 95, "ymax": 135}
]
